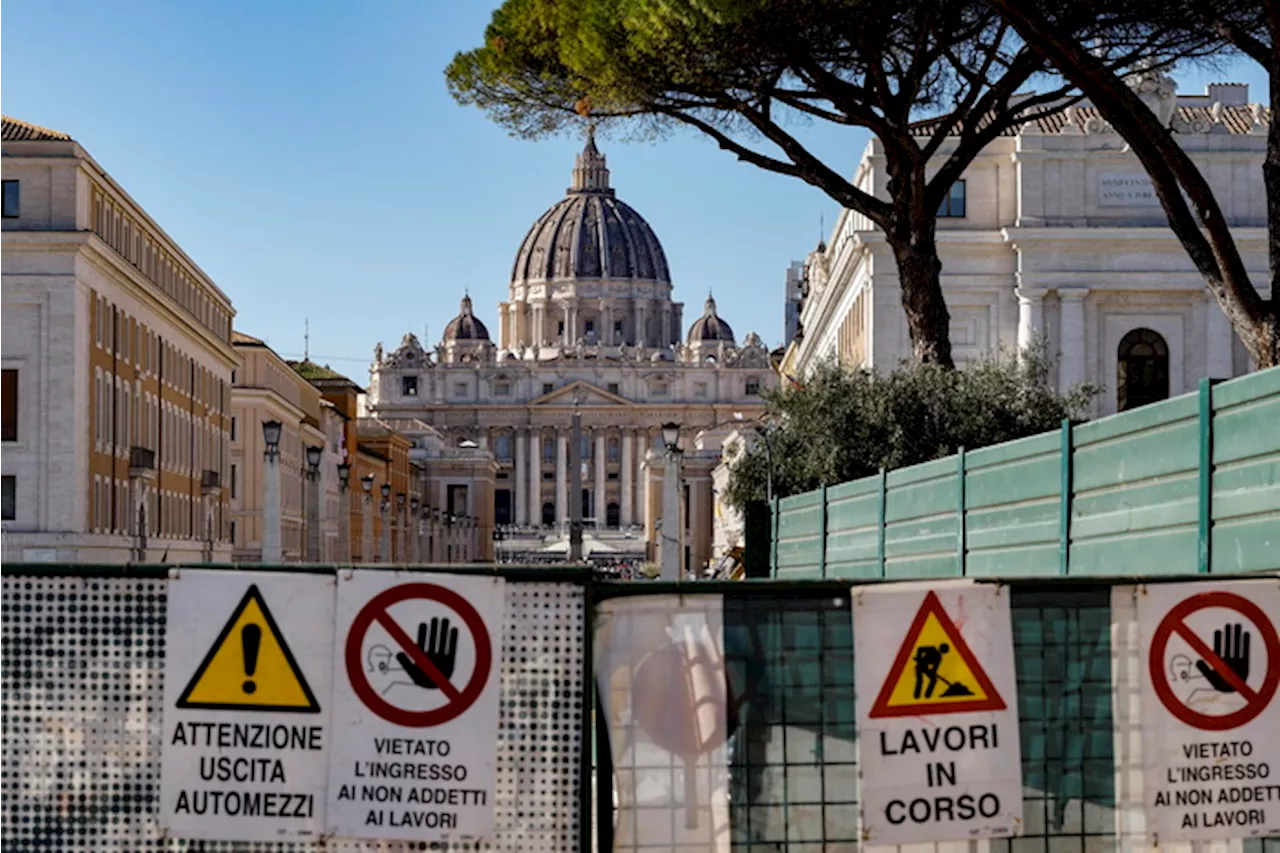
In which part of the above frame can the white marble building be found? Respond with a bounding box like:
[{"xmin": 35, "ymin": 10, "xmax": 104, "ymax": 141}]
[
  {"xmin": 365, "ymin": 133, "xmax": 773, "ymax": 570},
  {"xmin": 784, "ymin": 76, "xmax": 1266, "ymax": 414}
]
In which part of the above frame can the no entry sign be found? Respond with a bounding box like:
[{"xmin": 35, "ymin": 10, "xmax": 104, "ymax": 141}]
[
  {"xmin": 1138, "ymin": 579, "xmax": 1280, "ymax": 843},
  {"xmin": 325, "ymin": 571, "xmax": 504, "ymax": 843},
  {"xmin": 344, "ymin": 582, "xmax": 494, "ymax": 728}
]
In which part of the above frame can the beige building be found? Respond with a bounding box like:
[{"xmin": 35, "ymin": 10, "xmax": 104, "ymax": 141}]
[
  {"xmin": 229, "ymin": 332, "xmax": 346, "ymax": 562},
  {"xmin": 365, "ymin": 133, "xmax": 772, "ymax": 570},
  {"xmin": 784, "ymin": 76, "xmax": 1264, "ymax": 414},
  {"xmin": 1, "ymin": 116, "xmax": 236, "ymax": 563}
]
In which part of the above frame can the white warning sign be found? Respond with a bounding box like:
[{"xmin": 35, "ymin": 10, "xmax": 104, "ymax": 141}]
[
  {"xmin": 326, "ymin": 571, "xmax": 504, "ymax": 842},
  {"xmin": 160, "ymin": 571, "xmax": 335, "ymax": 841},
  {"xmin": 1138, "ymin": 579, "xmax": 1280, "ymax": 842},
  {"xmin": 854, "ymin": 580, "xmax": 1022, "ymax": 845}
]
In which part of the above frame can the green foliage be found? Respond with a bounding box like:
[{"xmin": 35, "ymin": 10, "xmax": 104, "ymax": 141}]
[{"xmin": 723, "ymin": 341, "xmax": 1099, "ymax": 509}]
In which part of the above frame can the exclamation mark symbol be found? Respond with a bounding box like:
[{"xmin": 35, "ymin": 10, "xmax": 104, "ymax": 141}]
[{"xmin": 241, "ymin": 624, "xmax": 262, "ymax": 695}]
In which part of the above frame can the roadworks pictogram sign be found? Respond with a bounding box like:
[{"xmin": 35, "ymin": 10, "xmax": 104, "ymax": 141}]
[
  {"xmin": 176, "ymin": 584, "xmax": 320, "ymax": 713},
  {"xmin": 868, "ymin": 589, "xmax": 1007, "ymax": 718}
]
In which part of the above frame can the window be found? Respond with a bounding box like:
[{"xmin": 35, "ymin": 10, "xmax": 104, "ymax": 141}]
[
  {"xmin": 557, "ymin": 320, "xmax": 566, "ymax": 337},
  {"xmin": 938, "ymin": 180, "xmax": 966, "ymax": 217},
  {"xmin": 543, "ymin": 471, "xmax": 555, "ymax": 481},
  {"xmin": 447, "ymin": 484, "xmax": 469, "ymax": 516},
  {"xmin": 230, "ymin": 416, "xmax": 237, "ymax": 441},
  {"xmin": 694, "ymin": 381, "xmax": 709, "ymax": 398},
  {"xmin": 402, "ymin": 376, "xmax": 418, "ymax": 397},
  {"xmin": 495, "ymin": 434, "xmax": 512, "ymax": 460},
  {"xmin": 1, "ymin": 476, "xmax": 14, "ymax": 520},
  {"xmin": 614, "ymin": 320, "xmax": 624, "ymax": 337},
  {"xmin": 745, "ymin": 378, "xmax": 761, "ymax": 396},
  {"xmin": 2, "ymin": 180, "xmax": 19, "ymax": 218},
  {"xmin": 542, "ymin": 382, "xmax": 555, "ymax": 395},
  {"xmin": 1117, "ymin": 328, "xmax": 1170, "ymax": 411},
  {"xmin": 493, "ymin": 381, "xmax": 511, "ymax": 396},
  {"xmin": 608, "ymin": 438, "xmax": 620, "ymax": 461},
  {"xmin": 1, "ymin": 369, "xmax": 16, "ymax": 441},
  {"xmin": 652, "ymin": 382, "xmax": 669, "ymax": 397},
  {"xmin": 607, "ymin": 383, "xmax": 620, "ymax": 395},
  {"xmin": 543, "ymin": 437, "xmax": 555, "ymax": 462},
  {"xmin": 584, "ymin": 320, "xmax": 595, "ymax": 337},
  {"xmin": 453, "ymin": 382, "xmax": 468, "ymax": 398}
]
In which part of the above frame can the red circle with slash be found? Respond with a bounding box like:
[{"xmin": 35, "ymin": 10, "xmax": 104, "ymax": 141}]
[
  {"xmin": 1148, "ymin": 591, "xmax": 1280, "ymax": 731},
  {"xmin": 345, "ymin": 582, "xmax": 493, "ymax": 727}
]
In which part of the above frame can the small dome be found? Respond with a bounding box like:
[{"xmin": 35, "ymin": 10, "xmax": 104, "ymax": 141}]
[
  {"xmin": 687, "ymin": 294, "xmax": 735, "ymax": 343},
  {"xmin": 510, "ymin": 128, "xmax": 671, "ymax": 286},
  {"xmin": 443, "ymin": 295, "xmax": 490, "ymax": 342}
]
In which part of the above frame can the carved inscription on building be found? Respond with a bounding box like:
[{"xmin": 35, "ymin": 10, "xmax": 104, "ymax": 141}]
[{"xmin": 1098, "ymin": 173, "xmax": 1160, "ymax": 207}]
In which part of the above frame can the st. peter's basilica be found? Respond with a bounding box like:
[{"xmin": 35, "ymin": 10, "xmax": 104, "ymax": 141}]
[{"xmin": 364, "ymin": 131, "xmax": 774, "ymax": 570}]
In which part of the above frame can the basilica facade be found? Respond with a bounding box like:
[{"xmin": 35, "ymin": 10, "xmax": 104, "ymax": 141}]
[{"xmin": 365, "ymin": 133, "xmax": 773, "ymax": 569}]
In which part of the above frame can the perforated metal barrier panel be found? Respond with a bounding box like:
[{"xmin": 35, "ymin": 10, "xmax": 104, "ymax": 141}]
[{"xmin": 1, "ymin": 572, "xmax": 587, "ymax": 853}]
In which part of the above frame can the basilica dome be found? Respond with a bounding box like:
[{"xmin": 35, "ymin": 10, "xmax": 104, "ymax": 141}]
[
  {"xmin": 687, "ymin": 294, "xmax": 735, "ymax": 343},
  {"xmin": 442, "ymin": 294, "xmax": 490, "ymax": 341},
  {"xmin": 510, "ymin": 130, "xmax": 671, "ymax": 286}
]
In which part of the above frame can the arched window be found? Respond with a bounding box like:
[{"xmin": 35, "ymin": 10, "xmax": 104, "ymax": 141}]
[
  {"xmin": 494, "ymin": 434, "xmax": 512, "ymax": 461},
  {"xmin": 1117, "ymin": 328, "xmax": 1170, "ymax": 411}
]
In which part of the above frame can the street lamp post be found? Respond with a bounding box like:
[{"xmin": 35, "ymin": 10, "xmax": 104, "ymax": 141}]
[
  {"xmin": 304, "ymin": 445, "xmax": 323, "ymax": 562},
  {"xmin": 396, "ymin": 492, "xmax": 407, "ymax": 563},
  {"xmin": 380, "ymin": 482, "xmax": 392, "ymax": 563},
  {"xmin": 569, "ymin": 390, "xmax": 585, "ymax": 562},
  {"xmin": 262, "ymin": 420, "xmax": 283, "ymax": 563},
  {"xmin": 660, "ymin": 421, "xmax": 683, "ymax": 581},
  {"xmin": 337, "ymin": 462, "xmax": 352, "ymax": 563},
  {"xmin": 360, "ymin": 473, "xmax": 374, "ymax": 563},
  {"xmin": 410, "ymin": 497, "xmax": 421, "ymax": 563}
]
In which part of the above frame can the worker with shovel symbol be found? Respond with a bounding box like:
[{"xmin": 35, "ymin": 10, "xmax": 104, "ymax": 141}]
[{"xmin": 913, "ymin": 643, "xmax": 977, "ymax": 699}]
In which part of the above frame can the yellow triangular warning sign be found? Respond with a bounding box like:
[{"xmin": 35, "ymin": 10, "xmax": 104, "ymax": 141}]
[
  {"xmin": 176, "ymin": 585, "xmax": 320, "ymax": 713},
  {"xmin": 868, "ymin": 590, "xmax": 1006, "ymax": 718}
]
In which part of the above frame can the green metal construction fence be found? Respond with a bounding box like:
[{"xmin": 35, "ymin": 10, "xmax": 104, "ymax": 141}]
[{"xmin": 771, "ymin": 367, "xmax": 1280, "ymax": 580}]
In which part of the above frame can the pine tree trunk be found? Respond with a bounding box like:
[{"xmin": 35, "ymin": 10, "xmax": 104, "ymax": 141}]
[{"xmin": 887, "ymin": 219, "xmax": 955, "ymax": 369}]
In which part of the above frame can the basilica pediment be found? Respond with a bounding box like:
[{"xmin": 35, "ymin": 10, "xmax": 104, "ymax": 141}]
[{"xmin": 531, "ymin": 380, "xmax": 633, "ymax": 407}]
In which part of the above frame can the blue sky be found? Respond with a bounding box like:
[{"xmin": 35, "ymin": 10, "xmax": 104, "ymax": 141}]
[{"xmin": 3, "ymin": 2, "xmax": 1266, "ymax": 377}]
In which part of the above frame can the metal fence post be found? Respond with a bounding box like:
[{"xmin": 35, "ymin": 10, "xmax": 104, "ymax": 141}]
[
  {"xmin": 1198, "ymin": 377, "xmax": 1213, "ymax": 573},
  {"xmin": 1060, "ymin": 418, "xmax": 1072, "ymax": 576},
  {"xmin": 818, "ymin": 484, "xmax": 829, "ymax": 578},
  {"xmin": 877, "ymin": 467, "xmax": 887, "ymax": 578},
  {"xmin": 956, "ymin": 447, "xmax": 967, "ymax": 576}
]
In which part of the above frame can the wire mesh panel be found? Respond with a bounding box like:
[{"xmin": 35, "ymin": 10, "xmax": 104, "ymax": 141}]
[
  {"xmin": 1, "ymin": 572, "xmax": 586, "ymax": 853},
  {"xmin": 592, "ymin": 583, "xmax": 1280, "ymax": 852}
]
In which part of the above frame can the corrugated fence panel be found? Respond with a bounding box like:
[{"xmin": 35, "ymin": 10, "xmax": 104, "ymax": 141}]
[
  {"xmin": 774, "ymin": 490, "xmax": 824, "ymax": 578},
  {"xmin": 823, "ymin": 476, "xmax": 882, "ymax": 579},
  {"xmin": 769, "ymin": 367, "xmax": 1279, "ymax": 580},
  {"xmin": 1071, "ymin": 395, "xmax": 1200, "ymax": 576},
  {"xmin": 884, "ymin": 456, "xmax": 962, "ymax": 579},
  {"xmin": 965, "ymin": 430, "xmax": 1063, "ymax": 577},
  {"xmin": 1212, "ymin": 369, "xmax": 1280, "ymax": 573}
]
